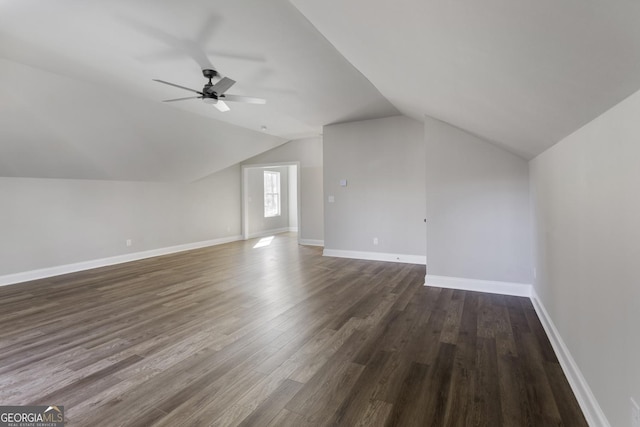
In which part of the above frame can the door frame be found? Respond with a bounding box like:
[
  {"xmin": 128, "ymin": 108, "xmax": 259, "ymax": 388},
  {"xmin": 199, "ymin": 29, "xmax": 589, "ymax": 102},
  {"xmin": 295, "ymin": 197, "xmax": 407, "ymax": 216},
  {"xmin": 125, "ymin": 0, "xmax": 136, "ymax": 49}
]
[{"xmin": 241, "ymin": 161, "xmax": 301, "ymax": 244}]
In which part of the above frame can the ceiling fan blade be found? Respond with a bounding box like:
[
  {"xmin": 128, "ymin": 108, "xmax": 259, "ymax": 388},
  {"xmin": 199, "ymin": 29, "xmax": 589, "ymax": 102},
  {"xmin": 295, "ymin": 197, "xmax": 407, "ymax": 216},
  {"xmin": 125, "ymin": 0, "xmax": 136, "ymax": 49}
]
[
  {"xmin": 196, "ymin": 15, "xmax": 222, "ymax": 45},
  {"xmin": 213, "ymin": 100, "xmax": 230, "ymax": 112},
  {"xmin": 123, "ymin": 16, "xmax": 214, "ymax": 69},
  {"xmin": 153, "ymin": 79, "xmax": 202, "ymax": 95},
  {"xmin": 207, "ymin": 50, "xmax": 266, "ymax": 63},
  {"xmin": 162, "ymin": 96, "xmax": 201, "ymax": 102},
  {"xmin": 221, "ymin": 94, "xmax": 266, "ymax": 104},
  {"xmin": 208, "ymin": 77, "xmax": 236, "ymax": 94}
]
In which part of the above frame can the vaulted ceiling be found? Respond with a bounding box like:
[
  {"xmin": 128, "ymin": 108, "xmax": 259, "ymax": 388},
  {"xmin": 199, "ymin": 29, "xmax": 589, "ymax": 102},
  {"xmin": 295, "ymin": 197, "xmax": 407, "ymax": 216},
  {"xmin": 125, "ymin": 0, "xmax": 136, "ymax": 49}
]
[
  {"xmin": 292, "ymin": 0, "xmax": 640, "ymax": 159},
  {"xmin": 0, "ymin": 0, "xmax": 397, "ymax": 181},
  {"xmin": 2, "ymin": 0, "xmax": 640, "ymax": 180}
]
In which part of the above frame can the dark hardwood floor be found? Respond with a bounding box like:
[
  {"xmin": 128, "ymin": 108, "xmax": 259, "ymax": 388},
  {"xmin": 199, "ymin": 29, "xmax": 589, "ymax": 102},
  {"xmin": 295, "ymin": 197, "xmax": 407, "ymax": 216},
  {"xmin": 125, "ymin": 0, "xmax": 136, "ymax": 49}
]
[{"xmin": 0, "ymin": 233, "xmax": 587, "ymax": 426}]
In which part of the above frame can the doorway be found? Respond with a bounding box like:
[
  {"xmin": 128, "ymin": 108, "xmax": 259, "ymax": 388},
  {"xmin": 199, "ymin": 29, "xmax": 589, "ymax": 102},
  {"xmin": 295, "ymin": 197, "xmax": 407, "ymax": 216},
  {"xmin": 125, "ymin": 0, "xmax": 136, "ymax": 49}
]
[{"xmin": 241, "ymin": 162, "xmax": 300, "ymax": 243}]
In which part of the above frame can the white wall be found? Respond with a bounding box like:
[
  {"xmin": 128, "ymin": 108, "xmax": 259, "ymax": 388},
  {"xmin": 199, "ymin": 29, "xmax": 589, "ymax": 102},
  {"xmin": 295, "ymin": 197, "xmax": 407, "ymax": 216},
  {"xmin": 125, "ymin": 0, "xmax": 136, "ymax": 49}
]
[
  {"xmin": 424, "ymin": 116, "xmax": 532, "ymax": 287},
  {"xmin": 530, "ymin": 89, "xmax": 640, "ymax": 427},
  {"xmin": 0, "ymin": 165, "xmax": 241, "ymax": 278},
  {"xmin": 246, "ymin": 166, "xmax": 290, "ymax": 237},
  {"xmin": 323, "ymin": 115, "xmax": 426, "ymax": 262},
  {"xmin": 288, "ymin": 165, "xmax": 299, "ymax": 230},
  {"xmin": 243, "ymin": 137, "xmax": 323, "ymax": 244}
]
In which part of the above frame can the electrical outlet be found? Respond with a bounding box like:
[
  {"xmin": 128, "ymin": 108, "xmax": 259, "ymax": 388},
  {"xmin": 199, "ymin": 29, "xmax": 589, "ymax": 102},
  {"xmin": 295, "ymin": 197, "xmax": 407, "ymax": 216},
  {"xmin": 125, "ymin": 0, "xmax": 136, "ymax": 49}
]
[
  {"xmin": 373, "ymin": 237, "xmax": 378, "ymax": 245},
  {"xmin": 631, "ymin": 397, "xmax": 640, "ymax": 427},
  {"xmin": 126, "ymin": 239, "xmax": 132, "ymax": 247}
]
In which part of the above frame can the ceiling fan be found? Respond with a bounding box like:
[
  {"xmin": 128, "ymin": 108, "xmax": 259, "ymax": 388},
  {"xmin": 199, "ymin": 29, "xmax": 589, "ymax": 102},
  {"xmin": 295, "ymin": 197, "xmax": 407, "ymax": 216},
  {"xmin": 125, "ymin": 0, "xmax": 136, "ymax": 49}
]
[{"xmin": 153, "ymin": 69, "xmax": 266, "ymax": 112}]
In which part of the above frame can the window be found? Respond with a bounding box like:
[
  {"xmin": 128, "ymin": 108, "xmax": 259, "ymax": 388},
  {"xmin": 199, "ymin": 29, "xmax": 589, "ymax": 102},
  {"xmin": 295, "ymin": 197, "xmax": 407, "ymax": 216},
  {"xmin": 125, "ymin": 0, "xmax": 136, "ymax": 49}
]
[{"xmin": 264, "ymin": 170, "xmax": 281, "ymax": 217}]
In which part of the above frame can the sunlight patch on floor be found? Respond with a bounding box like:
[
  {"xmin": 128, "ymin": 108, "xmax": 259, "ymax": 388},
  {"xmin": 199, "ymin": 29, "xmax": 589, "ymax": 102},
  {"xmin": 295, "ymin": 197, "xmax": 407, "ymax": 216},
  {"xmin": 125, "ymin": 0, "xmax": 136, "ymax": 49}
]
[{"xmin": 253, "ymin": 236, "xmax": 274, "ymax": 248}]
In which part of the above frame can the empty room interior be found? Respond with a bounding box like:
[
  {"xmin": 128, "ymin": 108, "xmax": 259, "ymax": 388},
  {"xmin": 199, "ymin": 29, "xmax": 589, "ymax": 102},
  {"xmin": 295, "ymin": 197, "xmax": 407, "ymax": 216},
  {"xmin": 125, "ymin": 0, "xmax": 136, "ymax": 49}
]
[{"xmin": 0, "ymin": 1, "xmax": 638, "ymax": 426}]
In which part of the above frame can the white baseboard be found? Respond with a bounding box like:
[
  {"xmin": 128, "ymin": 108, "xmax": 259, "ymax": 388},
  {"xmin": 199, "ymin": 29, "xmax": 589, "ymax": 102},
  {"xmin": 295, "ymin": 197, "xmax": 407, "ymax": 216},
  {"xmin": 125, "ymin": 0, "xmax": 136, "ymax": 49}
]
[
  {"xmin": 530, "ymin": 290, "xmax": 610, "ymax": 427},
  {"xmin": 247, "ymin": 228, "xmax": 292, "ymax": 239},
  {"xmin": 422, "ymin": 276, "xmax": 608, "ymax": 425},
  {"xmin": 299, "ymin": 239, "xmax": 324, "ymax": 247},
  {"xmin": 323, "ymin": 249, "xmax": 426, "ymax": 265},
  {"xmin": 0, "ymin": 235, "xmax": 242, "ymax": 287},
  {"xmin": 424, "ymin": 274, "xmax": 531, "ymax": 297},
  {"xmin": 288, "ymin": 226, "xmax": 299, "ymax": 232}
]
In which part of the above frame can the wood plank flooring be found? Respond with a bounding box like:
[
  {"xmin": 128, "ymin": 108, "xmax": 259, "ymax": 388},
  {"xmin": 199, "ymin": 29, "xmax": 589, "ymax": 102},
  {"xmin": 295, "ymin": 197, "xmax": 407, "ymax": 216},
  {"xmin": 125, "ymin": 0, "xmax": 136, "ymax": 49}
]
[{"xmin": 0, "ymin": 233, "xmax": 587, "ymax": 426}]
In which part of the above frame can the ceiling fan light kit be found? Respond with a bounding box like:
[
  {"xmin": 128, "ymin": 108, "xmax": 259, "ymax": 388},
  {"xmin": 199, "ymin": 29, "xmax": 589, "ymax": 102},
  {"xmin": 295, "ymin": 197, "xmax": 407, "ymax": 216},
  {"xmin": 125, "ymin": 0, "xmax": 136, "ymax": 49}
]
[{"xmin": 153, "ymin": 69, "xmax": 266, "ymax": 112}]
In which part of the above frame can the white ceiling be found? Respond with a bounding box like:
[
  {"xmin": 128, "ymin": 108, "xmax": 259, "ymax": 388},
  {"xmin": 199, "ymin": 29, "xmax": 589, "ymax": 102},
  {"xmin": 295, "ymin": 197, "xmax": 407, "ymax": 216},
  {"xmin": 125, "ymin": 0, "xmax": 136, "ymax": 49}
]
[
  {"xmin": 2, "ymin": 0, "xmax": 640, "ymax": 181},
  {"xmin": 0, "ymin": 0, "xmax": 397, "ymax": 181},
  {"xmin": 292, "ymin": 0, "xmax": 640, "ymax": 159},
  {"xmin": 0, "ymin": 58, "xmax": 287, "ymax": 182}
]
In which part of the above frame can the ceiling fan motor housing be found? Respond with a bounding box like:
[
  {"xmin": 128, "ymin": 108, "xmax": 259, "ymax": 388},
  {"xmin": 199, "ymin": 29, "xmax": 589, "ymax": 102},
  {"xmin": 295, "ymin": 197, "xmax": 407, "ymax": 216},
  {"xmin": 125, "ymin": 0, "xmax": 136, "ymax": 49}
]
[
  {"xmin": 202, "ymin": 69, "xmax": 220, "ymax": 100},
  {"xmin": 202, "ymin": 84, "xmax": 218, "ymax": 98}
]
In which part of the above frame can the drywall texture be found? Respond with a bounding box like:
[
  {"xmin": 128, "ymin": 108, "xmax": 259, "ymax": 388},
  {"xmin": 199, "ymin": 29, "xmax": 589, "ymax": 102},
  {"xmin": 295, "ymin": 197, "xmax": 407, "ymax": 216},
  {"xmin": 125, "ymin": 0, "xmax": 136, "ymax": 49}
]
[
  {"xmin": 323, "ymin": 116, "xmax": 426, "ymax": 256},
  {"xmin": 425, "ymin": 116, "xmax": 532, "ymax": 284},
  {"xmin": 246, "ymin": 166, "xmax": 290, "ymax": 237},
  {"xmin": 243, "ymin": 137, "xmax": 323, "ymax": 242},
  {"xmin": 0, "ymin": 165, "xmax": 241, "ymax": 276},
  {"xmin": 530, "ymin": 88, "xmax": 640, "ymax": 427}
]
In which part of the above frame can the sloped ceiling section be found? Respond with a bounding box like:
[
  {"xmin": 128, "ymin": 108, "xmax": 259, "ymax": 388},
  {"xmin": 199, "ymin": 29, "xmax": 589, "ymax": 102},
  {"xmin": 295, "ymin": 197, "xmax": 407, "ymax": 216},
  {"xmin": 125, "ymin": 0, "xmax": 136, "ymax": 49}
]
[
  {"xmin": 291, "ymin": 0, "xmax": 640, "ymax": 159},
  {"xmin": 0, "ymin": 59, "xmax": 285, "ymax": 182},
  {"xmin": 0, "ymin": 0, "xmax": 398, "ymax": 181}
]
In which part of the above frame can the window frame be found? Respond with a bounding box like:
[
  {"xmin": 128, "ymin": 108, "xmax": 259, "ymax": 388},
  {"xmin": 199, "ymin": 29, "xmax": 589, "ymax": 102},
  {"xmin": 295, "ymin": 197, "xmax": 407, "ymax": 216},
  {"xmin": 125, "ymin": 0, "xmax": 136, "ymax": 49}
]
[{"xmin": 263, "ymin": 170, "xmax": 281, "ymax": 218}]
